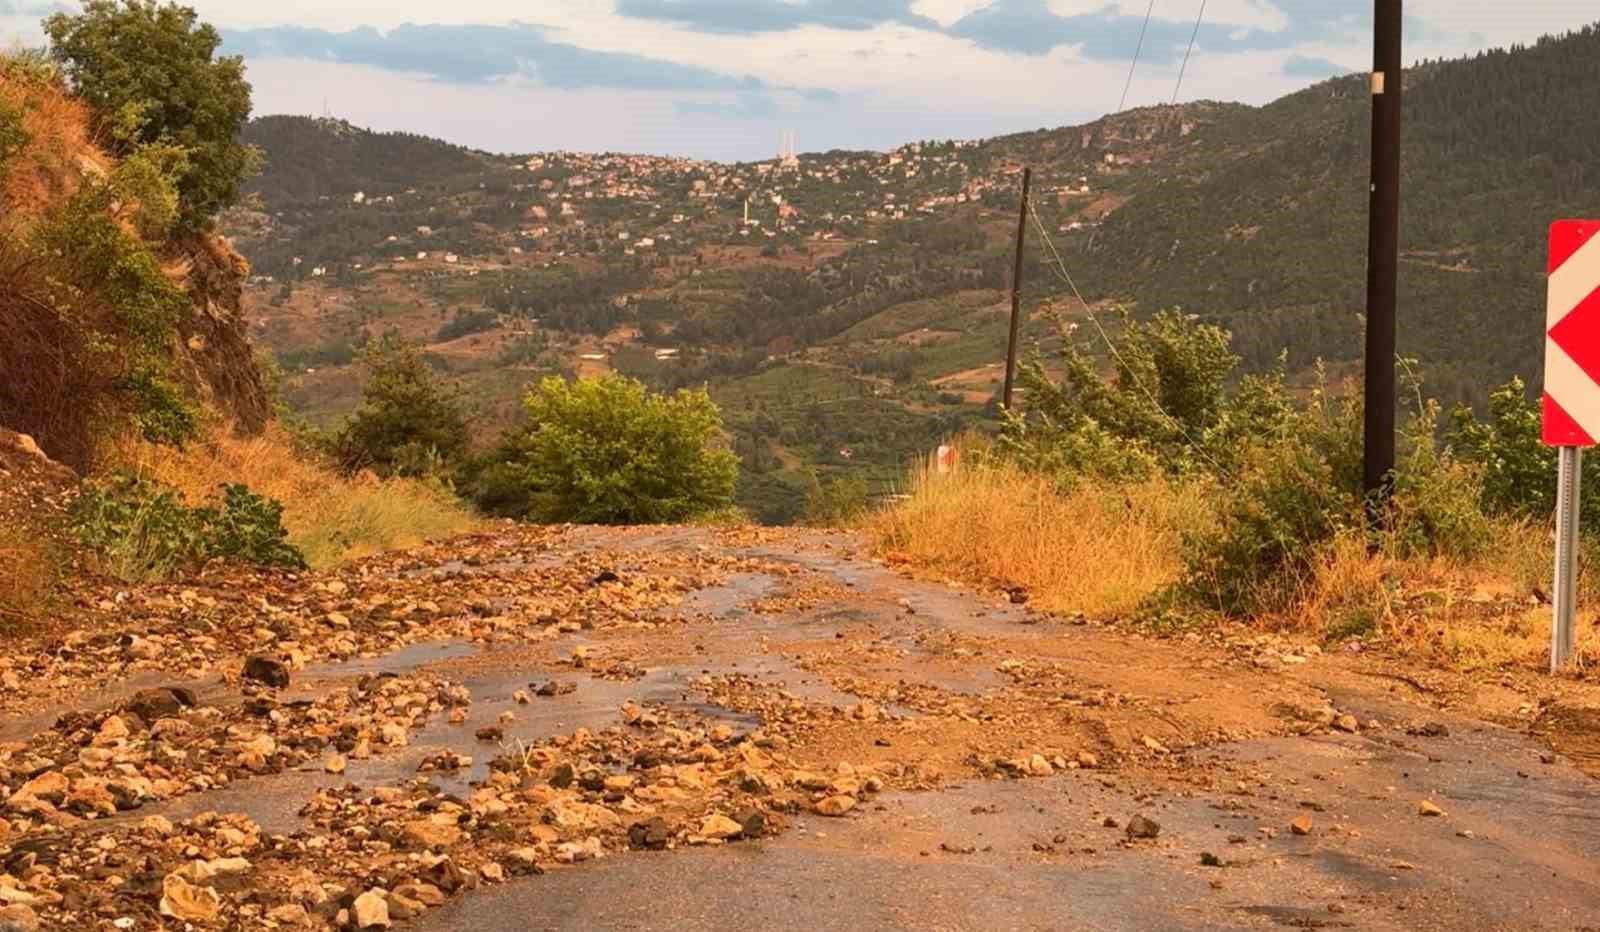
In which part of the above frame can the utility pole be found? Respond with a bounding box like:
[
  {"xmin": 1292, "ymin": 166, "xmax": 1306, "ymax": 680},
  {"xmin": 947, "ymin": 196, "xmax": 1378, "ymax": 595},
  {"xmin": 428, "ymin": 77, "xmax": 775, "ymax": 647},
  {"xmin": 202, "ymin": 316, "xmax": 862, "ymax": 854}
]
[
  {"xmin": 1363, "ymin": 0, "xmax": 1403, "ymax": 504},
  {"xmin": 1003, "ymin": 167, "xmax": 1032, "ymax": 410}
]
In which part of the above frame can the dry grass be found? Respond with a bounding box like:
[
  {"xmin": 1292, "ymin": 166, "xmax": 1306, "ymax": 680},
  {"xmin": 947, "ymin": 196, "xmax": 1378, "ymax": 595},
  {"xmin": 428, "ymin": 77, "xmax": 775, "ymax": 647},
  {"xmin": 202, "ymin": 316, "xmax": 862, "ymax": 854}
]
[
  {"xmin": 874, "ymin": 446, "xmax": 1600, "ymax": 676},
  {"xmin": 1276, "ymin": 521, "xmax": 1600, "ymax": 673},
  {"xmin": 871, "ymin": 455, "xmax": 1214, "ymax": 618},
  {"xmin": 0, "ymin": 525, "xmax": 56, "ymax": 626},
  {"xmin": 108, "ymin": 426, "xmax": 481, "ymax": 568},
  {"xmin": 0, "ymin": 53, "xmax": 105, "ymax": 217}
]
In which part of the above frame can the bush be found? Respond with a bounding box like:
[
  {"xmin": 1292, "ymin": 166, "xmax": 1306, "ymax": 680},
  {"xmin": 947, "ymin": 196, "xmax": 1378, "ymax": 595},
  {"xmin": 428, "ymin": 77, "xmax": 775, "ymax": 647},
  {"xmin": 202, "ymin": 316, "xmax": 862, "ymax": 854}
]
[
  {"xmin": 116, "ymin": 425, "xmax": 480, "ymax": 568},
  {"xmin": 1179, "ymin": 380, "xmax": 1491, "ymax": 618},
  {"xmin": 46, "ymin": 0, "xmax": 258, "ymax": 230},
  {"xmin": 71, "ymin": 472, "xmax": 305, "ymax": 581},
  {"xmin": 482, "ymin": 374, "xmax": 738, "ymax": 524},
  {"xmin": 436, "ymin": 308, "xmax": 500, "ymax": 343},
  {"xmin": 334, "ymin": 336, "xmax": 469, "ymax": 478},
  {"xmin": 1, "ymin": 151, "xmax": 199, "ymax": 466},
  {"xmin": 1000, "ymin": 309, "xmax": 1293, "ymax": 484},
  {"xmin": 801, "ymin": 470, "xmax": 871, "ymax": 527},
  {"xmin": 1451, "ymin": 376, "xmax": 1600, "ymax": 527}
]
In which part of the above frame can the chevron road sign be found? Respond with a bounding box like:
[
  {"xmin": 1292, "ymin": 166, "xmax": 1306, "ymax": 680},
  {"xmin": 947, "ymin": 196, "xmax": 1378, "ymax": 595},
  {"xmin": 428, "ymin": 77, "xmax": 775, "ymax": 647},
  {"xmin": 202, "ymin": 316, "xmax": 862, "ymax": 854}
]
[
  {"xmin": 1544, "ymin": 221, "xmax": 1600, "ymax": 445},
  {"xmin": 1543, "ymin": 220, "xmax": 1600, "ymax": 670}
]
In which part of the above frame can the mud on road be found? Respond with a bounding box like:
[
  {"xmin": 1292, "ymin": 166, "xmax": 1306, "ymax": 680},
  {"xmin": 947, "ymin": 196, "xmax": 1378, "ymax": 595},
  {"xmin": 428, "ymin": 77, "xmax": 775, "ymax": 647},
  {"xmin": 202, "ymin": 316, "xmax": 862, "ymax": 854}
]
[{"xmin": 0, "ymin": 525, "xmax": 1596, "ymax": 930}]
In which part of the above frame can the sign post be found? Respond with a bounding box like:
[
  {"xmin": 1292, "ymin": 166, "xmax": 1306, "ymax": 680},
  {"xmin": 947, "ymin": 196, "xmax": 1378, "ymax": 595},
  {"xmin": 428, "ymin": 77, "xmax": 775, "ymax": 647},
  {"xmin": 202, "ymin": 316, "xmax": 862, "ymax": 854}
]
[{"xmin": 1542, "ymin": 220, "xmax": 1600, "ymax": 671}]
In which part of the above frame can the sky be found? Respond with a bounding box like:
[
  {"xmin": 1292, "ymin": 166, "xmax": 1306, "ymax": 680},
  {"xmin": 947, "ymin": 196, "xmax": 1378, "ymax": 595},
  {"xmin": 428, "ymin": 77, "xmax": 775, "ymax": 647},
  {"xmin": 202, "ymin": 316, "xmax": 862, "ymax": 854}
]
[{"xmin": 2, "ymin": 1, "xmax": 1596, "ymax": 161}]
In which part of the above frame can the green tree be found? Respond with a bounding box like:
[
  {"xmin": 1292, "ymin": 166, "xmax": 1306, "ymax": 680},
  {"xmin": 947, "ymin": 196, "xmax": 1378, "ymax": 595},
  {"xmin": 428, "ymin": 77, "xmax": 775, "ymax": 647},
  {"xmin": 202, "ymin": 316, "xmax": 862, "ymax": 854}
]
[
  {"xmin": 45, "ymin": 0, "xmax": 257, "ymax": 229},
  {"xmin": 335, "ymin": 337, "xmax": 468, "ymax": 477},
  {"xmin": 491, "ymin": 375, "xmax": 738, "ymax": 524}
]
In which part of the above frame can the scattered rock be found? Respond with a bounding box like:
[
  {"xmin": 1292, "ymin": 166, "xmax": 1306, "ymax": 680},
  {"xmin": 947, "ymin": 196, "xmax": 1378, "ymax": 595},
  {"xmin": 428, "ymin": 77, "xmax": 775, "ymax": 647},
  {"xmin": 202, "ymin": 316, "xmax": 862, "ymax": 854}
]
[
  {"xmin": 159, "ymin": 873, "xmax": 220, "ymax": 923},
  {"xmin": 1125, "ymin": 815, "xmax": 1160, "ymax": 839},
  {"xmin": 698, "ymin": 813, "xmax": 744, "ymax": 841},
  {"xmin": 241, "ymin": 656, "xmax": 289, "ymax": 689},
  {"xmin": 352, "ymin": 889, "xmax": 391, "ymax": 929},
  {"xmin": 1418, "ymin": 800, "xmax": 1445, "ymax": 817},
  {"xmin": 815, "ymin": 795, "xmax": 857, "ymax": 817},
  {"xmin": 1333, "ymin": 714, "xmax": 1360, "ymax": 733},
  {"xmin": 629, "ymin": 817, "xmax": 672, "ymax": 850},
  {"xmin": 1290, "ymin": 815, "xmax": 1314, "ymax": 836}
]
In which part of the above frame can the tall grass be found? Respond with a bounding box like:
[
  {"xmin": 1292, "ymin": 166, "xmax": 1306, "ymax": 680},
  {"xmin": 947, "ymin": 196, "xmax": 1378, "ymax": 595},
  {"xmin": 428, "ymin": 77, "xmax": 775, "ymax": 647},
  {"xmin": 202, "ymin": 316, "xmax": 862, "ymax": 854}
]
[
  {"xmin": 0, "ymin": 525, "xmax": 57, "ymax": 626},
  {"xmin": 871, "ymin": 453, "xmax": 1215, "ymax": 618},
  {"xmin": 873, "ymin": 446, "xmax": 1597, "ymax": 674},
  {"xmin": 110, "ymin": 426, "xmax": 480, "ymax": 568}
]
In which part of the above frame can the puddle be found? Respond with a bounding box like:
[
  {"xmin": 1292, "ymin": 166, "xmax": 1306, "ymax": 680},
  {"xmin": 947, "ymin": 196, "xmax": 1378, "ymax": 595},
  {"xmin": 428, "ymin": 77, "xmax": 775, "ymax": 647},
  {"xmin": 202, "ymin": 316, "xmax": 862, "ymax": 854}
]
[{"xmin": 304, "ymin": 640, "xmax": 478, "ymax": 679}]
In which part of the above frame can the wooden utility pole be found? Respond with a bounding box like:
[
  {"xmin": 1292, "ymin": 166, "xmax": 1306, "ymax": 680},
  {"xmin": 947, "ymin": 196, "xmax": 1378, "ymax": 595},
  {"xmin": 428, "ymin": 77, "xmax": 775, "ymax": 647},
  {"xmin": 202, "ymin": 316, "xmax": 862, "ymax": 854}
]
[
  {"xmin": 1003, "ymin": 167, "xmax": 1032, "ymax": 410},
  {"xmin": 1363, "ymin": 0, "xmax": 1403, "ymax": 503}
]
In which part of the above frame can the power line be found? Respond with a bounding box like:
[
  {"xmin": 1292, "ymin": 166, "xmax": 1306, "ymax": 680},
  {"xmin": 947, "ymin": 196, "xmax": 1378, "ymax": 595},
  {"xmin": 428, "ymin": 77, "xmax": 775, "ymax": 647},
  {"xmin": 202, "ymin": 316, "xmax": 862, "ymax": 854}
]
[
  {"xmin": 1118, "ymin": 0, "xmax": 1159, "ymax": 113},
  {"xmin": 1172, "ymin": 0, "xmax": 1208, "ymax": 104},
  {"xmin": 1024, "ymin": 196, "xmax": 1233, "ymax": 480}
]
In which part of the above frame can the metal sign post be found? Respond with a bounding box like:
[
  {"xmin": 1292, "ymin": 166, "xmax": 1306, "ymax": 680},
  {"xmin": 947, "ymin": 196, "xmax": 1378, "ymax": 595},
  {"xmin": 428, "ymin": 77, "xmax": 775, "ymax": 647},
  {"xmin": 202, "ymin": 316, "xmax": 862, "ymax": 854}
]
[
  {"xmin": 1552, "ymin": 446, "xmax": 1583, "ymax": 670},
  {"xmin": 1542, "ymin": 219, "xmax": 1600, "ymax": 671}
]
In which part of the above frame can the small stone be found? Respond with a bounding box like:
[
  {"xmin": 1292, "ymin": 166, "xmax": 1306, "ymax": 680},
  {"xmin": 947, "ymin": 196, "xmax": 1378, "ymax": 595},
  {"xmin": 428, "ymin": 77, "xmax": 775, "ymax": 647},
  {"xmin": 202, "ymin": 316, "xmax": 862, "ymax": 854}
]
[
  {"xmin": 159, "ymin": 873, "xmax": 221, "ymax": 923},
  {"xmin": 1333, "ymin": 714, "xmax": 1360, "ymax": 733},
  {"xmin": 699, "ymin": 813, "xmax": 744, "ymax": 841},
  {"xmin": 1076, "ymin": 751, "xmax": 1099, "ymax": 769},
  {"xmin": 1125, "ymin": 815, "xmax": 1161, "ymax": 839},
  {"xmin": 475, "ymin": 726, "xmax": 504, "ymax": 742},
  {"xmin": 815, "ymin": 795, "xmax": 857, "ymax": 817},
  {"xmin": 324, "ymin": 754, "xmax": 347, "ymax": 775},
  {"xmin": 480, "ymin": 863, "xmax": 506, "ymax": 883},
  {"xmin": 513, "ymin": 690, "xmax": 531, "ymax": 705},
  {"xmin": 266, "ymin": 904, "xmax": 308, "ymax": 925},
  {"xmin": 402, "ymin": 817, "xmax": 463, "ymax": 849},
  {"xmin": 242, "ymin": 656, "xmax": 290, "ymax": 689},
  {"xmin": 352, "ymin": 889, "xmax": 391, "ymax": 929},
  {"xmin": 1418, "ymin": 800, "xmax": 1445, "ymax": 817},
  {"xmin": 0, "ymin": 904, "xmax": 38, "ymax": 932},
  {"xmin": 629, "ymin": 817, "xmax": 672, "ymax": 850},
  {"xmin": 1200, "ymin": 852, "xmax": 1222, "ymax": 867},
  {"xmin": 1290, "ymin": 815, "xmax": 1314, "ymax": 836}
]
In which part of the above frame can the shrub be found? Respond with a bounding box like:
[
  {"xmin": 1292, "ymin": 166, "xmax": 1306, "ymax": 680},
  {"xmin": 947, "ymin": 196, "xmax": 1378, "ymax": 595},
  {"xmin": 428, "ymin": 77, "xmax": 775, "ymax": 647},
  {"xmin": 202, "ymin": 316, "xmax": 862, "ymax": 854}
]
[
  {"xmin": 1001, "ymin": 309, "xmax": 1293, "ymax": 483},
  {"xmin": 71, "ymin": 472, "xmax": 306, "ymax": 581},
  {"xmin": 45, "ymin": 0, "xmax": 258, "ymax": 229},
  {"xmin": 1451, "ymin": 376, "xmax": 1600, "ymax": 527},
  {"xmin": 436, "ymin": 308, "xmax": 500, "ymax": 343},
  {"xmin": 334, "ymin": 336, "xmax": 469, "ymax": 478},
  {"xmin": 0, "ymin": 525, "xmax": 59, "ymax": 626},
  {"xmin": 1179, "ymin": 381, "xmax": 1491, "ymax": 618},
  {"xmin": 484, "ymin": 374, "xmax": 738, "ymax": 524},
  {"xmin": 116, "ymin": 426, "xmax": 480, "ymax": 568},
  {"xmin": 801, "ymin": 470, "xmax": 871, "ymax": 527},
  {"xmin": 1, "ymin": 144, "xmax": 200, "ymax": 466}
]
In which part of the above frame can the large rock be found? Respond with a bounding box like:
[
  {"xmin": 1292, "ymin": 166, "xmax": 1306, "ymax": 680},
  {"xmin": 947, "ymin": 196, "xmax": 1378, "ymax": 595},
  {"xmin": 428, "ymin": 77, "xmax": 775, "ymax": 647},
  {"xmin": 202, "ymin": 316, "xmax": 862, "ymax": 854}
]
[{"xmin": 352, "ymin": 889, "xmax": 391, "ymax": 929}]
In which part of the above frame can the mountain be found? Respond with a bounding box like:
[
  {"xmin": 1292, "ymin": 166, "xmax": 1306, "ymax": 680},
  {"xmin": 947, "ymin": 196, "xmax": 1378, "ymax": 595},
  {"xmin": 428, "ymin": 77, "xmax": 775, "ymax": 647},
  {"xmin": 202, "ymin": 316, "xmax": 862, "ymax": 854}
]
[{"xmin": 223, "ymin": 23, "xmax": 1600, "ymax": 522}]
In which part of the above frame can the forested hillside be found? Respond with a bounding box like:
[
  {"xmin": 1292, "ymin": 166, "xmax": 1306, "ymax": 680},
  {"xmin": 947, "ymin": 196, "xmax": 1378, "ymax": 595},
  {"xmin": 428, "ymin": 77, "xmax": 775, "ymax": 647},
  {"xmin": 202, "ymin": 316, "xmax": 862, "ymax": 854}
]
[
  {"xmin": 1095, "ymin": 25, "xmax": 1600, "ymax": 401},
  {"xmin": 228, "ymin": 22, "xmax": 1600, "ymax": 521}
]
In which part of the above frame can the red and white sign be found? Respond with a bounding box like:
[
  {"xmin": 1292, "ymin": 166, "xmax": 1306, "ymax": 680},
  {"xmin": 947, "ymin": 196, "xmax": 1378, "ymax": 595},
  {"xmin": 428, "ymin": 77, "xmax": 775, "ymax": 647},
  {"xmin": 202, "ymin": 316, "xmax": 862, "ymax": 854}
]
[{"xmin": 1543, "ymin": 220, "xmax": 1600, "ymax": 446}]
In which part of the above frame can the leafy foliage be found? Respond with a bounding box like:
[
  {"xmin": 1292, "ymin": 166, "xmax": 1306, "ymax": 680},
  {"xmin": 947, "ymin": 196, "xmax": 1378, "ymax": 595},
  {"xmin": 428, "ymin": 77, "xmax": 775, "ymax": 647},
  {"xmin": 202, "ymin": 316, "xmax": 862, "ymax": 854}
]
[
  {"xmin": 334, "ymin": 337, "xmax": 469, "ymax": 478},
  {"xmin": 71, "ymin": 472, "xmax": 305, "ymax": 580},
  {"xmin": 801, "ymin": 470, "xmax": 871, "ymax": 527},
  {"xmin": 0, "ymin": 94, "xmax": 200, "ymax": 465},
  {"xmin": 479, "ymin": 375, "xmax": 738, "ymax": 524},
  {"xmin": 999, "ymin": 310, "xmax": 1292, "ymax": 483},
  {"xmin": 1448, "ymin": 376, "xmax": 1600, "ymax": 528},
  {"xmin": 46, "ymin": 0, "xmax": 257, "ymax": 229}
]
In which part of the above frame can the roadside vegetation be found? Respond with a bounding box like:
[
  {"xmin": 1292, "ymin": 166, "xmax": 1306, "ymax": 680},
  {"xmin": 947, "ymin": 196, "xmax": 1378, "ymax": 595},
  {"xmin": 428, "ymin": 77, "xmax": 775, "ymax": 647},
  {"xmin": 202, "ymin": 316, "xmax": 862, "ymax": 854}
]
[
  {"xmin": 0, "ymin": 4, "xmax": 479, "ymax": 603},
  {"xmin": 875, "ymin": 308, "xmax": 1600, "ymax": 673}
]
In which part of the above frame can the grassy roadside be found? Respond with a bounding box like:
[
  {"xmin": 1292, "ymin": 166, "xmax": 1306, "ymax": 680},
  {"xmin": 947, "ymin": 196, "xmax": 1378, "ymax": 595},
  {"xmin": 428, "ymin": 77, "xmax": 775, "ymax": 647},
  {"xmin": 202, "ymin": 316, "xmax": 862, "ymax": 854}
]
[
  {"xmin": 871, "ymin": 449, "xmax": 1600, "ymax": 675},
  {"xmin": 109, "ymin": 426, "xmax": 481, "ymax": 569}
]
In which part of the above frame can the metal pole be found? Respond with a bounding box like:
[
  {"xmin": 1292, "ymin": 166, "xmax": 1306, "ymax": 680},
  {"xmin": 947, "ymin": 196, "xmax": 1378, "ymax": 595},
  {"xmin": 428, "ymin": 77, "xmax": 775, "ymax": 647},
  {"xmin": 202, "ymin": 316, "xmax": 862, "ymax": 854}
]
[
  {"xmin": 1003, "ymin": 167, "xmax": 1031, "ymax": 411},
  {"xmin": 1552, "ymin": 446, "xmax": 1583, "ymax": 671},
  {"xmin": 1363, "ymin": 0, "xmax": 1403, "ymax": 505}
]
